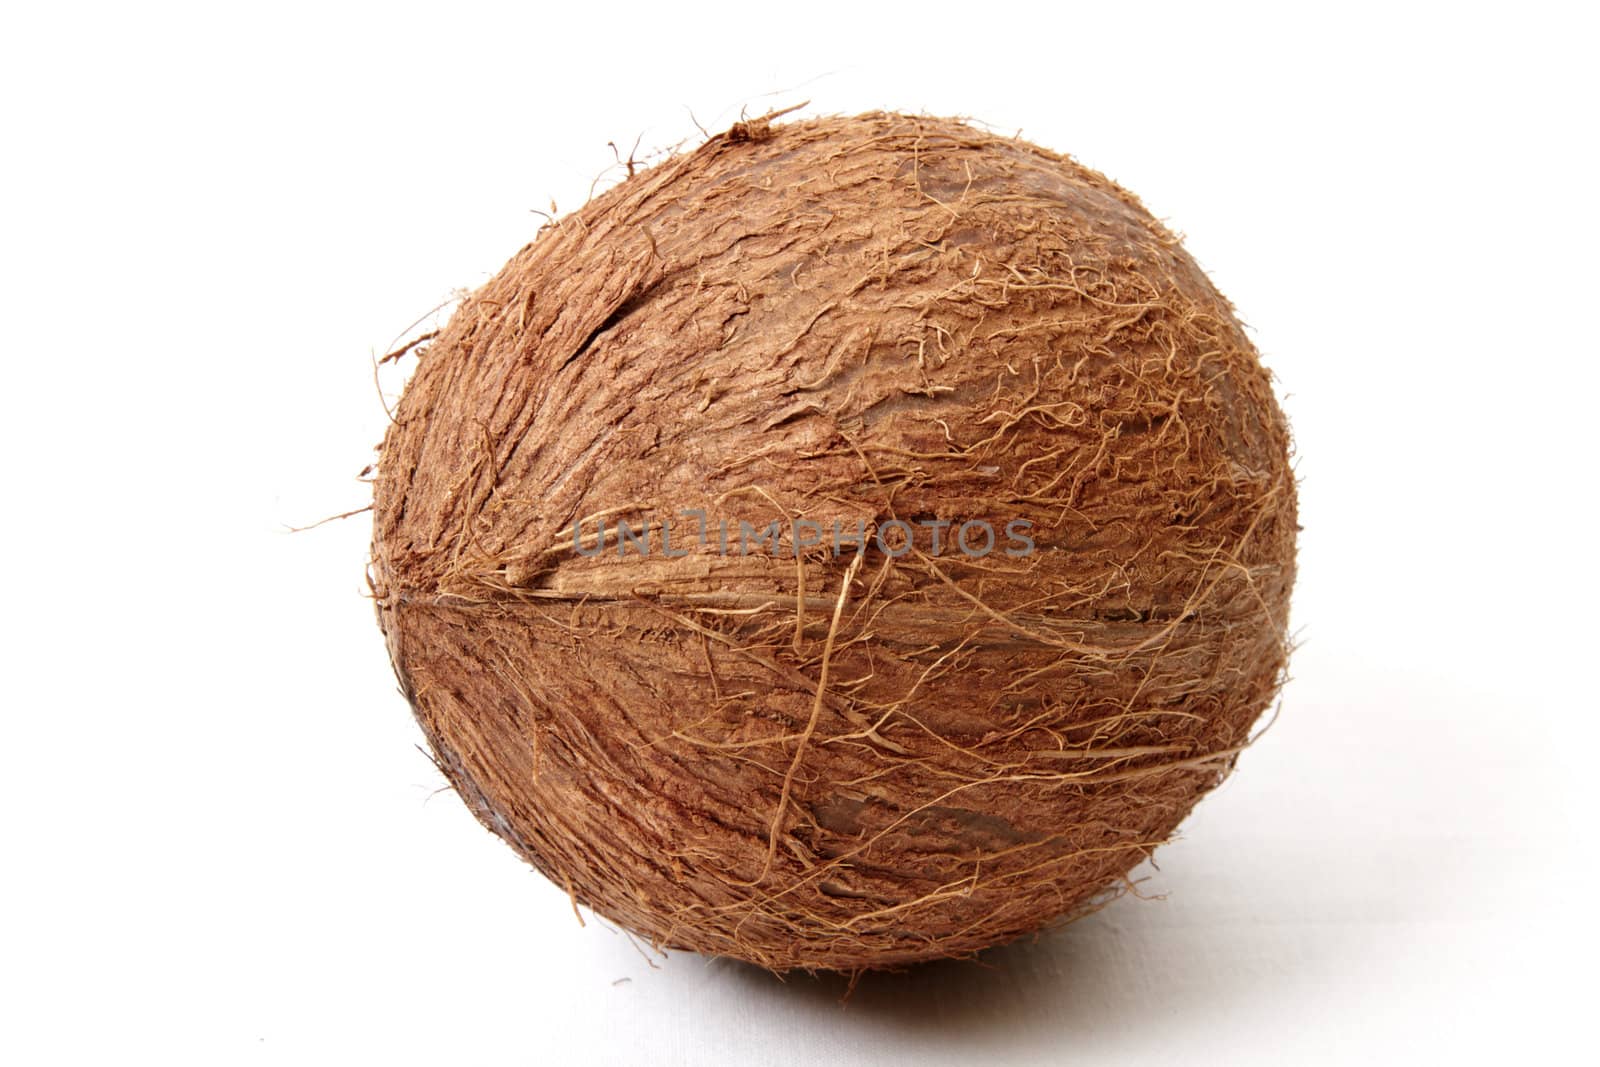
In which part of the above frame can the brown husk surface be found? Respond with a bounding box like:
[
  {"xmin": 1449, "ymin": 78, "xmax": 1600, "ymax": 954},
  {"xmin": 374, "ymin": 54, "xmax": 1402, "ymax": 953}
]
[{"xmin": 370, "ymin": 111, "xmax": 1297, "ymax": 972}]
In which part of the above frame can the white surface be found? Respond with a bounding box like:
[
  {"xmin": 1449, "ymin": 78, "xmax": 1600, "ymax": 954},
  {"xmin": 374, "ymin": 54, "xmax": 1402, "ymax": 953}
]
[{"xmin": 2, "ymin": 2, "xmax": 1594, "ymax": 1063}]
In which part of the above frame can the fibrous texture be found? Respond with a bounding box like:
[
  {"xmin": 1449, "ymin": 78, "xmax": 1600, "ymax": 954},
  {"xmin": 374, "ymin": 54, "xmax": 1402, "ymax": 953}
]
[{"xmin": 370, "ymin": 111, "xmax": 1296, "ymax": 972}]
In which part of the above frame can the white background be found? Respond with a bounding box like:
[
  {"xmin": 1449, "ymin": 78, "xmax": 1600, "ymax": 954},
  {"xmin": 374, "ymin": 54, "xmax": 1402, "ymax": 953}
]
[{"xmin": 2, "ymin": 2, "xmax": 1595, "ymax": 1063}]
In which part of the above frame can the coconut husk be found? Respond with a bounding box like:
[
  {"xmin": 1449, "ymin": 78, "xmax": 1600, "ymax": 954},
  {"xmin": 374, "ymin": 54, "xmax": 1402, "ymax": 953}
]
[{"xmin": 370, "ymin": 111, "xmax": 1297, "ymax": 972}]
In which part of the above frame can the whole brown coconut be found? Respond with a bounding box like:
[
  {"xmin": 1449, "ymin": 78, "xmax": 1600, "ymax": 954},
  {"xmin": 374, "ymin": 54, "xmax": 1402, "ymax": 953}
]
[{"xmin": 370, "ymin": 111, "xmax": 1296, "ymax": 972}]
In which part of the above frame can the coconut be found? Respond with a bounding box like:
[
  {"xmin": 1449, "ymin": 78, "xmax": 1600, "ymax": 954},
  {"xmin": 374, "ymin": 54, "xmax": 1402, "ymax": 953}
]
[{"xmin": 369, "ymin": 111, "xmax": 1297, "ymax": 972}]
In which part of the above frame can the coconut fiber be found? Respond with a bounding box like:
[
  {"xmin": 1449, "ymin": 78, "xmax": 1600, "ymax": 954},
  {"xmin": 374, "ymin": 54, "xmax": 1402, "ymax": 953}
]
[{"xmin": 370, "ymin": 111, "xmax": 1297, "ymax": 972}]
